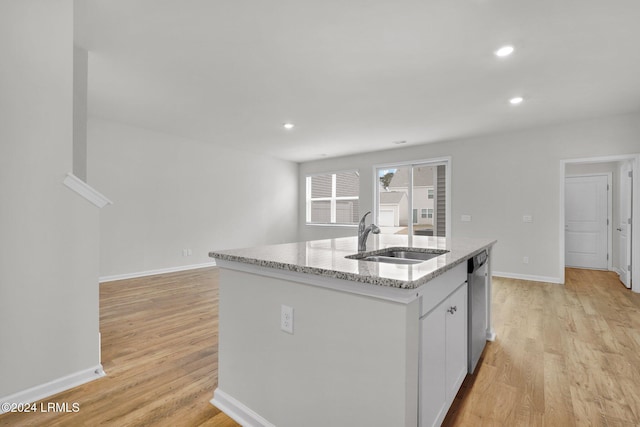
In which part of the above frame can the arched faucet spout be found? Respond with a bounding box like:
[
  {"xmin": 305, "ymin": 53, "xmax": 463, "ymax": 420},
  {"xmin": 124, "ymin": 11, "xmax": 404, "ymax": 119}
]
[{"xmin": 358, "ymin": 211, "xmax": 380, "ymax": 252}]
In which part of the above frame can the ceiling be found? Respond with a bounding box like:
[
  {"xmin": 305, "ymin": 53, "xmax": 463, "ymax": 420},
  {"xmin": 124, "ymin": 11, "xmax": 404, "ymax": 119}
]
[{"xmin": 77, "ymin": 0, "xmax": 640, "ymax": 163}]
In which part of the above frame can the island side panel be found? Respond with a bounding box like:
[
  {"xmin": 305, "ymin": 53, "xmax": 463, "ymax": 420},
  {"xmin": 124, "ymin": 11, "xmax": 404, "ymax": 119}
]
[
  {"xmin": 215, "ymin": 267, "xmax": 419, "ymax": 427},
  {"xmin": 486, "ymin": 247, "xmax": 496, "ymax": 341}
]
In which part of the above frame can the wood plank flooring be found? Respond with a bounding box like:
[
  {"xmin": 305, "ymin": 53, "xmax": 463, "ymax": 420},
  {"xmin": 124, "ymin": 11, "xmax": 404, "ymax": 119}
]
[
  {"xmin": 1, "ymin": 267, "xmax": 639, "ymax": 426},
  {"xmin": 444, "ymin": 268, "xmax": 640, "ymax": 426},
  {"xmin": 0, "ymin": 267, "xmax": 239, "ymax": 427}
]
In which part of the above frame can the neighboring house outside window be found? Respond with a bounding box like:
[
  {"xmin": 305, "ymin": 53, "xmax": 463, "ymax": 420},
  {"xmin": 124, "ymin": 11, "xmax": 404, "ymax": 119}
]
[
  {"xmin": 378, "ymin": 167, "xmax": 436, "ymax": 228},
  {"xmin": 376, "ymin": 162, "xmax": 447, "ymax": 237},
  {"xmin": 306, "ymin": 171, "xmax": 360, "ymax": 225}
]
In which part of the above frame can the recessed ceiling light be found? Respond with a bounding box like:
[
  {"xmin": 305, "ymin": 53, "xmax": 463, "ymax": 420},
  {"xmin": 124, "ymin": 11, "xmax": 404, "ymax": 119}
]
[
  {"xmin": 509, "ymin": 96, "xmax": 524, "ymax": 105},
  {"xmin": 494, "ymin": 45, "xmax": 514, "ymax": 57},
  {"xmin": 283, "ymin": 123, "xmax": 295, "ymax": 130}
]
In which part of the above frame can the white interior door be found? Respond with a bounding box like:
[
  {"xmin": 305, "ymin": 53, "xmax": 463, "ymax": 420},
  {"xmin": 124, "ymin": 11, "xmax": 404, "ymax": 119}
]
[
  {"xmin": 618, "ymin": 162, "xmax": 633, "ymax": 288},
  {"xmin": 565, "ymin": 175, "xmax": 609, "ymax": 269}
]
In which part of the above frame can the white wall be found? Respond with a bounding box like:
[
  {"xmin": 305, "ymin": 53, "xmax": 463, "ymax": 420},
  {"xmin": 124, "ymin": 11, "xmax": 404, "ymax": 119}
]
[
  {"xmin": 0, "ymin": 0, "xmax": 100, "ymax": 398},
  {"xmin": 88, "ymin": 118, "xmax": 299, "ymax": 278},
  {"xmin": 73, "ymin": 45, "xmax": 88, "ymax": 181},
  {"xmin": 299, "ymin": 112, "xmax": 640, "ymax": 282}
]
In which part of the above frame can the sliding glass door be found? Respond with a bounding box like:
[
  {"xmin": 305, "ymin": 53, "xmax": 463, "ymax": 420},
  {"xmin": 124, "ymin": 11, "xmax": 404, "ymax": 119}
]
[{"xmin": 375, "ymin": 159, "xmax": 449, "ymax": 237}]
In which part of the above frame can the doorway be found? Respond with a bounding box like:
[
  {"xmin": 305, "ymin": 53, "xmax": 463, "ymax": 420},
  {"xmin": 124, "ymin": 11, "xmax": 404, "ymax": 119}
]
[
  {"xmin": 564, "ymin": 174, "xmax": 611, "ymax": 270},
  {"xmin": 560, "ymin": 155, "xmax": 639, "ymax": 292}
]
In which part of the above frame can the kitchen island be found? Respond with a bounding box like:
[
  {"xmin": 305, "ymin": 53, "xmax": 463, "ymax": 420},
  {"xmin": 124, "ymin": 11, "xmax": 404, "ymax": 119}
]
[{"xmin": 209, "ymin": 234, "xmax": 496, "ymax": 427}]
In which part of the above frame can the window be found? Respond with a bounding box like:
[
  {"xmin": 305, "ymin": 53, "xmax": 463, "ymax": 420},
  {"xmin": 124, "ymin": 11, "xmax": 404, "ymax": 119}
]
[
  {"xmin": 375, "ymin": 159, "xmax": 449, "ymax": 237},
  {"xmin": 306, "ymin": 171, "xmax": 359, "ymax": 225}
]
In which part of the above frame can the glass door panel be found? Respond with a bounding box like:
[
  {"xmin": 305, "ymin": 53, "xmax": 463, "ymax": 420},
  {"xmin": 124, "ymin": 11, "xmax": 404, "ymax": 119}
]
[
  {"xmin": 377, "ymin": 166, "xmax": 411, "ymax": 235},
  {"xmin": 412, "ymin": 165, "xmax": 435, "ymax": 237},
  {"xmin": 376, "ymin": 161, "xmax": 448, "ymax": 237}
]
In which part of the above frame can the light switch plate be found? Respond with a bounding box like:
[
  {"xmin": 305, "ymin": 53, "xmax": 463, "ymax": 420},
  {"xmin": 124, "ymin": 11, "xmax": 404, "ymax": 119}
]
[
  {"xmin": 523, "ymin": 215, "xmax": 533, "ymax": 223},
  {"xmin": 461, "ymin": 215, "xmax": 472, "ymax": 222}
]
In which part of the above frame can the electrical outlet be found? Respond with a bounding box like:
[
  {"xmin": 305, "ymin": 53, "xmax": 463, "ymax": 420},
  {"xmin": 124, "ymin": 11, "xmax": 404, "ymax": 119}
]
[
  {"xmin": 187, "ymin": 248, "xmax": 192, "ymax": 256},
  {"xmin": 523, "ymin": 215, "xmax": 533, "ymax": 223},
  {"xmin": 523, "ymin": 256, "xmax": 529, "ymax": 264},
  {"xmin": 182, "ymin": 249, "xmax": 188, "ymax": 257},
  {"xmin": 281, "ymin": 305, "xmax": 294, "ymax": 334}
]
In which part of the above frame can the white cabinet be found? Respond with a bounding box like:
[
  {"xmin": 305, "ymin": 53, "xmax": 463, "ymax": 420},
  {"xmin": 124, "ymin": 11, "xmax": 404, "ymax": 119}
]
[
  {"xmin": 445, "ymin": 284, "xmax": 468, "ymax": 400},
  {"xmin": 419, "ymin": 282, "xmax": 468, "ymax": 427},
  {"xmin": 419, "ymin": 299, "xmax": 447, "ymax": 426}
]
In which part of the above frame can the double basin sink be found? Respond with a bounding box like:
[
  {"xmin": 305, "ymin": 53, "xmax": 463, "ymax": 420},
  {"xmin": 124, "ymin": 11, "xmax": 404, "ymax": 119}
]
[{"xmin": 346, "ymin": 248, "xmax": 449, "ymax": 265}]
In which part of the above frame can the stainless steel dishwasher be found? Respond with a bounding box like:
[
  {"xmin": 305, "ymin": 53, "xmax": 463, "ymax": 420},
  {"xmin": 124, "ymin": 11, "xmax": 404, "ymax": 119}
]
[{"xmin": 468, "ymin": 250, "xmax": 488, "ymax": 374}]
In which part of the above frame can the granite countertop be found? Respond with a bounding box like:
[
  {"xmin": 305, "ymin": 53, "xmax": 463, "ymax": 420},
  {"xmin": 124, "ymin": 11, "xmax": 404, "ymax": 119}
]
[{"xmin": 209, "ymin": 234, "xmax": 496, "ymax": 290}]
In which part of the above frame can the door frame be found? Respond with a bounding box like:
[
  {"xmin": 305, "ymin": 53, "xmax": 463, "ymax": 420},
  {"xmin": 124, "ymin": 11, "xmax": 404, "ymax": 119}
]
[
  {"xmin": 564, "ymin": 173, "xmax": 612, "ymax": 271},
  {"xmin": 560, "ymin": 154, "xmax": 640, "ymax": 293},
  {"xmin": 617, "ymin": 160, "xmax": 633, "ymax": 288}
]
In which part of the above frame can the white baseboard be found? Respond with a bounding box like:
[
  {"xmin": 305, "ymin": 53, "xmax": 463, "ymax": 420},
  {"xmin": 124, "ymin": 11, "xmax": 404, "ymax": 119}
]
[
  {"xmin": 0, "ymin": 365, "xmax": 105, "ymax": 414},
  {"xmin": 99, "ymin": 262, "xmax": 217, "ymax": 283},
  {"xmin": 492, "ymin": 271, "xmax": 562, "ymax": 284},
  {"xmin": 211, "ymin": 388, "xmax": 275, "ymax": 427}
]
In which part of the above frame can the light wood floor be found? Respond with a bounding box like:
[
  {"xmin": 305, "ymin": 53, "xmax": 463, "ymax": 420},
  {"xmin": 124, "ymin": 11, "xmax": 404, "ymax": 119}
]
[
  {"xmin": 1, "ymin": 267, "xmax": 639, "ymax": 426},
  {"xmin": 445, "ymin": 268, "xmax": 640, "ymax": 426},
  {"xmin": 0, "ymin": 268, "xmax": 239, "ymax": 427}
]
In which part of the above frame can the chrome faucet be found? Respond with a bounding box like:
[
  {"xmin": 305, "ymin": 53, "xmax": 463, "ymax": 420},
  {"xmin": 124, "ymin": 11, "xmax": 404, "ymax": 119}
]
[{"xmin": 358, "ymin": 211, "xmax": 380, "ymax": 252}]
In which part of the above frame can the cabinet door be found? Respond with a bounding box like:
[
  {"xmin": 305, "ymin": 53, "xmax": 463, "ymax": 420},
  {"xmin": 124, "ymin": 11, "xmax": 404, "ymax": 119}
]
[
  {"xmin": 419, "ymin": 306, "xmax": 447, "ymax": 427},
  {"xmin": 445, "ymin": 283, "xmax": 468, "ymax": 402}
]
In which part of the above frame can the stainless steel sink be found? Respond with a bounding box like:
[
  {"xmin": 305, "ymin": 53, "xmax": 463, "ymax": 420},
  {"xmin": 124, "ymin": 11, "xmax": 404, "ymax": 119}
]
[
  {"xmin": 374, "ymin": 250, "xmax": 444, "ymax": 261},
  {"xmin": 363, "ymin": 255, "xmax": 423, "ymax": 265},
  {"xmin": 346, "ymin": 248, "xmax": 449, "ymax": 265}
]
